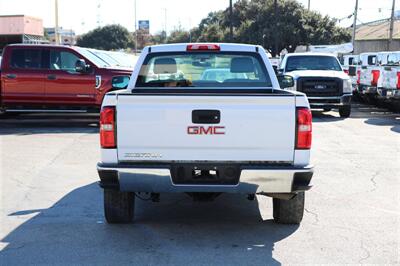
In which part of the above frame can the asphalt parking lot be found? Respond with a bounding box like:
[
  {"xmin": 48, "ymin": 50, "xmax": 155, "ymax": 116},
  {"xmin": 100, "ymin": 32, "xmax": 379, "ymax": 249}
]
[{"xmin": 0, "ymin": 103, "xmax": 399, "ymax": 265}]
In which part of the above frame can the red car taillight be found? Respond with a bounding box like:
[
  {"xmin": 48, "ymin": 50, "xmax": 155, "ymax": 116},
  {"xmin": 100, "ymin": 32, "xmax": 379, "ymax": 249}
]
[
  {"xmin": 100, "ymin": 106, "xmax": 116, "ymax": 148},
  {"xmin": 371, "ymin": 70, "xmax": 380, "ymax": 87},
  {"xmin": 357, "ymin": 70, "xmax": 361, "ymax": 85},
  {"xmin": 397, "ymin": 72, "xmax": 400, "ymax": 90},
  {"xmin": 296, "ymin": 108, "xmax": 312, "ymax": 149},
  {"xmin": 344, "ymin": 69, "xmax": 349, "ymax": 75}
]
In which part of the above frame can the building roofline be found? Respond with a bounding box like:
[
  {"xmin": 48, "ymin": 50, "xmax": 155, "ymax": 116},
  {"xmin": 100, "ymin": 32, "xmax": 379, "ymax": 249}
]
[{"xmin": 0, "ymin": 14, "xmax": 42, "ymax": 20}]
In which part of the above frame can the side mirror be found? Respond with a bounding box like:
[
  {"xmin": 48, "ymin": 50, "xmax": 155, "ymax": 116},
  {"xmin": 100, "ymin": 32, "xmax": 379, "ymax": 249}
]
[
  {"xmin": 272, "ymin": 65, "xmax": 278, "ymax": 74},
  {"xmin": 75, "ymin": 59, "xmax": 89, "ymax": 73},
  {"xmin": 112, "ymin": 76, "xmax": 130, "ymax": 89},
  {"xmin": 348, "ymin": 66, "xmax": 356, "ymax": 76},
  {"xmin": 277, "ymin": 75, "xmax": 294, "ymax": 89}
]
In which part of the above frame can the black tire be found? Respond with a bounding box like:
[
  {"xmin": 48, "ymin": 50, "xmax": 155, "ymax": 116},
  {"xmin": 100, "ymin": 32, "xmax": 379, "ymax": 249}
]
[
  {"xmin": 273, "ymin": 192, "xmax": 304, "ymax": 224},
  {"xmin": 339, "ymin": 105, "xmax": 351, "ymax": 118},
  {"xmin": 104, "ymin": 189, "xmax": 135, "ymax": 223}
]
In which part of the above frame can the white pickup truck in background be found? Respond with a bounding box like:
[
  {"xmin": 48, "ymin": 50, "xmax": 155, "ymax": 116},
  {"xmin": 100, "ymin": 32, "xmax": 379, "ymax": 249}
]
[
  {"xmin": 97, "ymin": 43, "xmax": 314, "ymax": 225},
  {"xmin": 278, "ymin": 53, "xmax": 352, "ymax": 117},
  {"xmin": 379, "ymin": 51, "xmax": 400, "ymax": 110},
  {"xmin": 342, "ymin": 54, "xmax": 359, "ymax": 92},
  {"xmin": 358, "ymin": 52, "xmax": 378, "ymax": 96}
]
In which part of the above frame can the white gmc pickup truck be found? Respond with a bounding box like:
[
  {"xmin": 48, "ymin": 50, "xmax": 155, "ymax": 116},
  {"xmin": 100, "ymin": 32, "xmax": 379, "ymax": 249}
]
[{"xmin": 97, "ymin": 43, "xmax": 314, "ymax": 224}]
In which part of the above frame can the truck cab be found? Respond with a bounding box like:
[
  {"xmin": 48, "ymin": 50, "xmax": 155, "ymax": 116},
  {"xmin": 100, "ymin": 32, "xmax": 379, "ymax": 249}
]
[
  {"xmin": 0, "ymin": 44, "xmax": 133, "ymax": 113},
  {"xmin": 279, "ymin": 52, "xmax": 352, "ymax": 117}
]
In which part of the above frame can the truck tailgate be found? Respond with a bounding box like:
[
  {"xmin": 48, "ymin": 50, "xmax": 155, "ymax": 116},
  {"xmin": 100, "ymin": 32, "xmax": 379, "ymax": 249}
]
[{"xmin": 116, "ymin": 95, "xmax": 296, "ymax": 162}]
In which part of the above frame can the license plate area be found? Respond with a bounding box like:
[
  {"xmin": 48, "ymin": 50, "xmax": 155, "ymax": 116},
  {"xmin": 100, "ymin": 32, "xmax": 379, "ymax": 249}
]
[{"xmin": 170, "ymin": 164, "xmax": 240, "ymax": 185}]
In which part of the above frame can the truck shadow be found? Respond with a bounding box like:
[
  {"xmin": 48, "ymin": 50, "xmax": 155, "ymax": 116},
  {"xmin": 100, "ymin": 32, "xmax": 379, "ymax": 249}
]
[
  {"xmin": 1, "ymin": 183, "xmax": 298, "ymax": 265},
  {"xmin": 0, "ymin": 113, "xmax": 99, "ymax": 135},
  {"xmin": 312, "ymin": 103, "xmax": 399, "ymax": 124},
  {"xmin": 364, "ymin": 117, "xmax": 400, "ymax": 133}
]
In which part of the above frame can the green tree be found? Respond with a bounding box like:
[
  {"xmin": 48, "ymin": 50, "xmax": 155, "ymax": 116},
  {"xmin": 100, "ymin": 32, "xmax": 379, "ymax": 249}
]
[
  {"xmin": 76, "ymin": 24, "xmax": 135, "ymax": 50},
  {"xmin": 192, "ymin": 0, "xmax": 351, "ymax": 56},
  {"xmin": 167, "ymin": 26, "xmax": 191, "ymax": 43}
]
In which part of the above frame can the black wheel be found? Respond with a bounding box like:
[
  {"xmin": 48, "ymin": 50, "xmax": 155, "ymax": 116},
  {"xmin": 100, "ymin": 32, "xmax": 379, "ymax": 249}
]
[
  {"xmin": 273, "ymin": 192, "xmax": 304, "ymax": 224},
  {"xmin": 104, "ymin": 189, "xmax": 135, "ymax": 223},
  {"xmin": 323, "ymin": 108, "xmax": 331, "ymax": 112},
  {"xmin": 339, "ymin": 105, "xmax": 351, "ymax": 118}
]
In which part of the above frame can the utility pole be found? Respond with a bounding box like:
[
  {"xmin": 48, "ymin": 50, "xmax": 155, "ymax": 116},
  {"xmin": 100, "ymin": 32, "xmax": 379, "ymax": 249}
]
[
  {"xmin": 229, "ymin": 0, "xmax": 233, "ymax": 42},
  {"xmin": 351, "ymin": 0, "xmax": 359, "ymax": 53},
  {"xmin": 308, "ymin": 0, "xmax": 310, "ymax": 11},
  {"xmin": 54, "ymin": 0, "xmax": 60, "ymax": 45},
  {"xmin": 164, "ymin": 8, "xmax": 167, "ymax": 43},
  {"xmin": 134, "ymin": 0, "xmax": 137, "ymax": 55},
  {"xmin": 274, "ymin": 0, "xmax": 278, "ymax": 56},
  {"xmin": 388, "ymin": 0, "xmax": 396, "ymax": 50}
]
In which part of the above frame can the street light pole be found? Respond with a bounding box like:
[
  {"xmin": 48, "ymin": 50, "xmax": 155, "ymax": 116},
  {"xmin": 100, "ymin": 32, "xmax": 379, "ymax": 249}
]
[
  {"xmin": 274, "ymin": 0, "xmax": 278, "ymax": 56},
  {"xmin": 308, "ymin": 0, "xmax": 310, "ymax": 11},
  {"xmin": 55, "ymin": 0, "xmax": 60, "ymax": 45},
  {"xmin": 164, "ymin": 8, "xmax": 167, "ymax": 43},
  {"xmin": 351, "ymin": 0, "xmax": 359, "ymax": 53},
  {"xmin": 229, "ymin": 0, "xmax": 233, "ymax": 42},
  {"xmin": 134, "ymin": 0, "xmax": 137, "ymax": 55}
]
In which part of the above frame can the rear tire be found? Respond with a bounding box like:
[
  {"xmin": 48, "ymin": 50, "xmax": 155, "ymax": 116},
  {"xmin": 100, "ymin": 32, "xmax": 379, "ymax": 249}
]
[
  {"xmin": 104, "ymin": 189, "xmax": 135, "ymax": 223},
  {"xmin": 273, "ymin": 192, "xmax": 304, "ymax": 224},
  {"xmin": 339, "ymin": 105, "xmax": 351, "ymax": 118}
]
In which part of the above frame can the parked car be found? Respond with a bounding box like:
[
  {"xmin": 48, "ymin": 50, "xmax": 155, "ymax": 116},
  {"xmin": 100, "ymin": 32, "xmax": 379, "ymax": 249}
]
[
  {"xmin": 97, "ymin": 43, "xmax": 314, "ymax": 225},
  {"xmin": 379, "ymin": 51, "xmax": 400, "ymax": 110},
  {"xmin": 0, "ymin": 44, "xmax": 133, "ymax": 113},
  {"xmin": 279, "ymin": 52, "xmax": 352, "ymax": 117}
]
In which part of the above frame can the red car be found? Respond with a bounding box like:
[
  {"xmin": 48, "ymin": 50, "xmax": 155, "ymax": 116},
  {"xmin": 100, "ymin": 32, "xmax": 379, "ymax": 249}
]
[{"xmin": 0, "ymin": 44, "xmax": 133, "ymax": 113}]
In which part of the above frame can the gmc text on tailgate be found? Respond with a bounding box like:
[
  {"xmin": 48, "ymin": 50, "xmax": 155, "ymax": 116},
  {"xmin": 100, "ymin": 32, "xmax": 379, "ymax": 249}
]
[
  {"xmin": 0, "ymin": 44, "xmax": 132, "ymax": 113},
  {"xmin": 97, "ymin": 43, "xmax": 314, "ymax": 225}
]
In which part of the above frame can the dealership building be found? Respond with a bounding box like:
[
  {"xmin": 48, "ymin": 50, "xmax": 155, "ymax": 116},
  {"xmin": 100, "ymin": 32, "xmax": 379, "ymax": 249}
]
[{"xmin": 0, "ymin": 15, "xmax": 48, "ymax": 50}]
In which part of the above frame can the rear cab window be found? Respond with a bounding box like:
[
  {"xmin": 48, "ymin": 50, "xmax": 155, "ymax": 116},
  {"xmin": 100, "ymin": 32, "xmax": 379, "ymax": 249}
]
[
  {"xmin": 135, "ymin": 52, "xmax": 272, "ymax": 90},
  {"xmin": 10, "ymin": 48, "xmax": 44, "ymax": 69}
]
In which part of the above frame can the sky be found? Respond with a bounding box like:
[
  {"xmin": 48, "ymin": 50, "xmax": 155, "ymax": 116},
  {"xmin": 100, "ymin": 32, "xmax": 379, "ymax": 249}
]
[{"xmin": 0, "ymin": 0, "xmax": 394, "ymax": 35}]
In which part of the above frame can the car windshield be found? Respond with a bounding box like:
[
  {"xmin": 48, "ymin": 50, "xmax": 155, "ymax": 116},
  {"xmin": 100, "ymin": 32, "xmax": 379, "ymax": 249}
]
[
  {"xmin": 285, "ymin": 55, "xmax": 342, "ymax": 71},
  {"xmin": 75, "ymin": 47, "xmax": 110, "ymax": 67},
  {"xmin": 89, "ymin": 50, "xmax": 121, "ymax": 66},
  {"xmin": 136, "ymin": 52, "xmax": 271, "ymax": 88},
  {"xmin": 106, "ymin": 52, "xmax": 137, "ymax": 68}
]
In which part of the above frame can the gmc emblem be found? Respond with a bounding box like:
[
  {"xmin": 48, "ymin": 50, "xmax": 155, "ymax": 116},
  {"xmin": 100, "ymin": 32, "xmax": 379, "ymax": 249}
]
[{"xmin": 187, "ymin": 126, "xmax": 225, "ymax": 135}]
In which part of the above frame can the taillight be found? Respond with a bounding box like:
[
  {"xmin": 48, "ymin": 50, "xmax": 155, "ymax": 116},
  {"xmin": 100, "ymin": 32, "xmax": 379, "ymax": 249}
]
[
  {"xmin": 187, "ymin": 44, "xmax": 220, "ymax": 51},
  {"xmin": 357, "ymin": 70, "xmax": 361, "ymax": 85},
  {"xmin": 371, "ymin": 70, "xmax": 380, "ymax": 86},
  {"xmin": 296, "ymin": 108, "xmax": 312, "ymax": 149},
  {"xmin": 397, "ymin": 72, "xmax": 400, "ymax": 90},
  {"xmin": 100, "ymin": 106, "xmax": 116, "ymax": 148},
  {"xmin": 344, "ymin": 69, "xmax": 349, "ymax": 75}
]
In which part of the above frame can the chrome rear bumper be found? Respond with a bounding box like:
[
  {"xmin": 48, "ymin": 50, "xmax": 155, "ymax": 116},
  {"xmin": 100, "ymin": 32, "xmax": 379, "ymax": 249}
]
[{"xmin": 97, "ymin": 163, "xmax": 314, "ymax": 194}]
